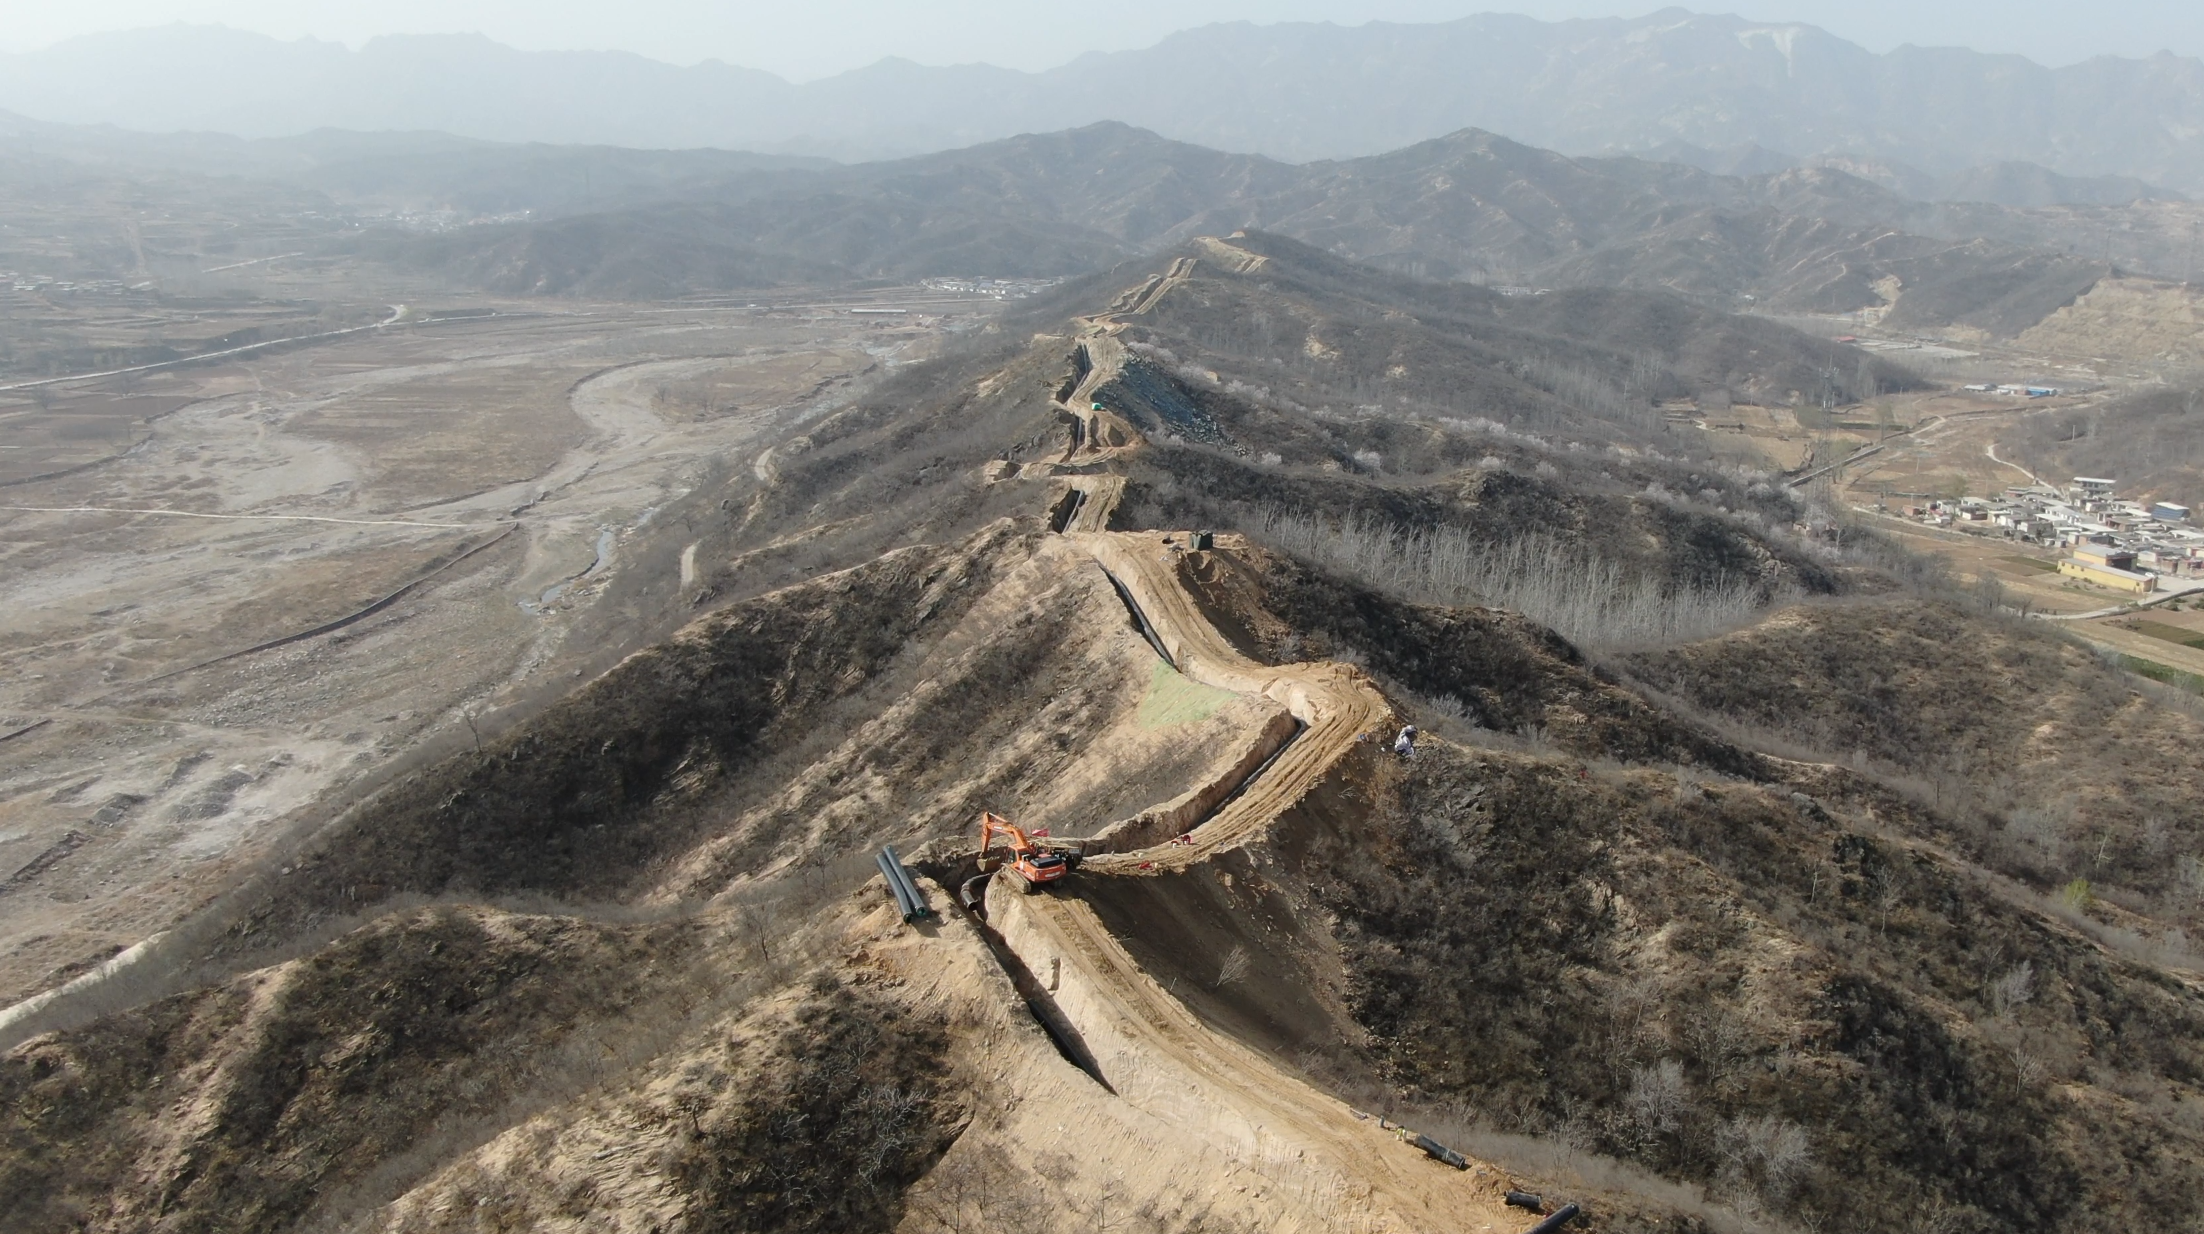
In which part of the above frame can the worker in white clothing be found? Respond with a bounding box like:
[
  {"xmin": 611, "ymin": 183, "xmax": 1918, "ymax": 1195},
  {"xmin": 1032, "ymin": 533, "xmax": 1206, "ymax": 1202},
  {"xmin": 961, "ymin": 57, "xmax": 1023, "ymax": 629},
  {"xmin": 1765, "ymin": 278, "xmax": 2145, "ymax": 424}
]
[{"xmin": 1393, "ymin": 725, "xmax": 1417, "ymax": 758}]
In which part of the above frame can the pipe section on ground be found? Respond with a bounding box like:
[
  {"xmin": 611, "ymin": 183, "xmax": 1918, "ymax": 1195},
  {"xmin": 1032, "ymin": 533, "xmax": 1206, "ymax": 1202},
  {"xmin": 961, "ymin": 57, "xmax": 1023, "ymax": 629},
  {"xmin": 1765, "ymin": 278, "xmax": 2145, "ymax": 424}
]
[
  {"xmin": 1411, "ymin": 1134, "xmax": 1467, "ymax": 1169},
  {"xmin": 877, "ymin": 850, "xmax": 917, "ymax": 919},
  {"xmin": 959, "ymin": 874, "xmax": 991, "ymax": 916},
  {"xmin": 1098, "ymin": 567, "xmax": 1176, "ymax": 670},
  {"xmin": 1526, "ymin": 1204, "xmax": 1582, "ymax": 1232},
  {"xmin": 890, "ymin": 847, "xmax": 932, "ymax": 920},
  {"xmin": 876, "ymin": 846, "xmax": 932, "ymax": 923}
]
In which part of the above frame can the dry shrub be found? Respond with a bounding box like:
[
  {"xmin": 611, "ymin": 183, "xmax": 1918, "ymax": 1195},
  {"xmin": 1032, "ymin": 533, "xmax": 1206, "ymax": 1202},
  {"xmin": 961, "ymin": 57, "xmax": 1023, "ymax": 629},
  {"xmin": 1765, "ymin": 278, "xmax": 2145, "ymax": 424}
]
[
  {"xmin": 903, "ymin": 1142, "xmax": 1055, "ymax": 1234},
  {"xmin": 673, "ymin": 976, "xmax": 961, "ymax": 1234},
  {"xmin": 0, "ymin": 908, "xmax": 704, "ymax": 1234}
]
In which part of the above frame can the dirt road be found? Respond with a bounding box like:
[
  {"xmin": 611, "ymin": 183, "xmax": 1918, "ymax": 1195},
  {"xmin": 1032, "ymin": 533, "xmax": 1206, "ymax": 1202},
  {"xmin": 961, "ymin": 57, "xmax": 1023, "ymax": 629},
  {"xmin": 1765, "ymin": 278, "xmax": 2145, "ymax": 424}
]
[
  {"xmin": 972, "ymin": 523, "xmax": 1513, "ymax": 1231},
  {"xmin": 948, "ymin": 247, "xmax": 1529, "ymax": 1228},
  {"xmin": 1054, "ymin": 251, "xmax": 1212, "ymax": 463},
  {"xmin": 1076, "ymin": 532, "xmax": 1393, "ymax": 871}
]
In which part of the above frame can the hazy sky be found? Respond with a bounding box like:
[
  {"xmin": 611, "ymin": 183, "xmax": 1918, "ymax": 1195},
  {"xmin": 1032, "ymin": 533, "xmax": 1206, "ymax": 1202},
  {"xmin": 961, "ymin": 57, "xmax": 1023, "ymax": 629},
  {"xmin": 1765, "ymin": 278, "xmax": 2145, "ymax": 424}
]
[{"xmin": 5, "ymin": 1, "xmax": 2202, "ymax": 79}]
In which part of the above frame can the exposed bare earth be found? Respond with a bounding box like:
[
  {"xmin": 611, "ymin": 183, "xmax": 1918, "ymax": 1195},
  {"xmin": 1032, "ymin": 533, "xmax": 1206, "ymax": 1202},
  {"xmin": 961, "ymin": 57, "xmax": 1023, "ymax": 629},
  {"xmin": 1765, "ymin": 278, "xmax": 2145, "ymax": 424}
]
[{"xmin": 2013, "ymin": 277, "xmax": 2204, "ymax": 368}]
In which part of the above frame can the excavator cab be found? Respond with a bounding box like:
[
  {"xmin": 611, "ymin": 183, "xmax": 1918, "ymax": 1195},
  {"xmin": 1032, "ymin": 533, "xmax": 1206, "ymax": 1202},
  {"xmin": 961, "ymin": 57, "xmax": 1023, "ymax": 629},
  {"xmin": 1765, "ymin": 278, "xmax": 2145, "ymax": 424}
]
[{"xmin": 977, "ymin": 811, "xmax": 1075, "ymax": 894}]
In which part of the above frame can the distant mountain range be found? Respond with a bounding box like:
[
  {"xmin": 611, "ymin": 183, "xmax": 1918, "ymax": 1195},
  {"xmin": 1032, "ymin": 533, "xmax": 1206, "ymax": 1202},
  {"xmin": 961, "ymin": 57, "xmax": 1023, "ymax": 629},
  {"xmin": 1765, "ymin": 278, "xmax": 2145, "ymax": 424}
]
[
  {"xmin": 330, "ymin": 122, "xmax": 2145, "ymax": 338},
  {"xmin": 8, "ymin": 12, "xmax": 2204, "ymax": 194},
  {"xmin": 13, "ymin": 97, "xmax": 2198, "ymax": 336}
]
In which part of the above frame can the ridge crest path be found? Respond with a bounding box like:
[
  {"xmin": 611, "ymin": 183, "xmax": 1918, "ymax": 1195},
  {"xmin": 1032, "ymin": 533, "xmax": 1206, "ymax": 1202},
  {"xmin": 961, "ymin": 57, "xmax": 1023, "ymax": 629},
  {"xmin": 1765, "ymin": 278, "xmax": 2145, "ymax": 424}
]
[
  {"xmin": 1073, "ymin": 530, "xmax": 1392, "ymax": 872},
  {"xmin": 963, "ymin": 254, "xmax": 1524, "ymax": 1223},
  {"xmin": 975, "ymin": 518, "xmax": 1526, "ymax": 1231}
]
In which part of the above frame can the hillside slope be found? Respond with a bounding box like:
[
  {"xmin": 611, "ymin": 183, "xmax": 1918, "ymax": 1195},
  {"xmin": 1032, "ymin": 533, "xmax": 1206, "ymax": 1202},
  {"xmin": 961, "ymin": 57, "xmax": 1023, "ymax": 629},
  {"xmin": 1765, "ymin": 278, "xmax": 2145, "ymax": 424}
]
[
  {"xmin": 347, "ymin": 124, "xmax": 2139, "ymax": 335},
  {"xmin": 7, "ymin": 240, "xmax": 2204, "ymax": 1234},
  {"xmin": 3, "ymin": 105, "xmax": 2167, "ymax": 338}
]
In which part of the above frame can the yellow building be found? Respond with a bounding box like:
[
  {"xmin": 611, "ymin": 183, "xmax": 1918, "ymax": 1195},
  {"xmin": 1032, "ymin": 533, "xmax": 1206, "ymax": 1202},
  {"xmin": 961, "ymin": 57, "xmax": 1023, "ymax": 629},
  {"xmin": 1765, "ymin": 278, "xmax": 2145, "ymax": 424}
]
[{"xmin": 2058, "ymin": 558, "xmax": 2157, "ymax": 594}]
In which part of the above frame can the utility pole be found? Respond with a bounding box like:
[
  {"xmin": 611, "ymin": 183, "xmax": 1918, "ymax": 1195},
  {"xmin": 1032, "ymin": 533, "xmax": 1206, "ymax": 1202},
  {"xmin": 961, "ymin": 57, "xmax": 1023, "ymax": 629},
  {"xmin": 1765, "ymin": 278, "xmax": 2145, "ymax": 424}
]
[{"xmin": 1821, "ymin": 339, "xmax": 1840, "ymax": 422}]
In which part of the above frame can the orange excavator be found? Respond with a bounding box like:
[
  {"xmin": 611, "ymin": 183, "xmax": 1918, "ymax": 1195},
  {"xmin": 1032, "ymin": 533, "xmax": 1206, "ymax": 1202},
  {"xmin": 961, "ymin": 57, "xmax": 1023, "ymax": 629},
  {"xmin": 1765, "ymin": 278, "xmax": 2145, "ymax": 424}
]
[{"xmin": 976, "ymin": 812, "xmax": 1074, "ymax": 894}]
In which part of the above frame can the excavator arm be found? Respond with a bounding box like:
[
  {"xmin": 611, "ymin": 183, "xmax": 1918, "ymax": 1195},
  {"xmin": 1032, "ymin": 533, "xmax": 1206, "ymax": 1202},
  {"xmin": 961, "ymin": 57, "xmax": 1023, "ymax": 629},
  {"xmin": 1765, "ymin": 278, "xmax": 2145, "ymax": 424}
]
[
  {"xmin": 976, "ymin": 811, "xmax": 1071, "ymax": 893},
  {"xmin": 977, "ymin": 811, "xmax": 1034, "ymax": 859}
]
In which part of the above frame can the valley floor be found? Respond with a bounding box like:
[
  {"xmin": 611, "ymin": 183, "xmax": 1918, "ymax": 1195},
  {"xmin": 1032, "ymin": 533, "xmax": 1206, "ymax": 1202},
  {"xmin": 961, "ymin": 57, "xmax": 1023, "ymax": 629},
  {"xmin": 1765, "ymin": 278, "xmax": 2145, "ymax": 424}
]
[{"xmin": 0, "ymin": 292, "xmax": 970, "ymax": 1007}]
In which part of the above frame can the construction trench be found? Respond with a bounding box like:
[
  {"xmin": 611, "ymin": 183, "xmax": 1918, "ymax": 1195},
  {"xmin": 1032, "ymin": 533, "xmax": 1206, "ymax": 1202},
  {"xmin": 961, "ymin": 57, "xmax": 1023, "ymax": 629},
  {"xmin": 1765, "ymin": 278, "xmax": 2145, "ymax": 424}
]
[{"xmin": 873, "ymin": 250, "xmax": 1574, "ymax": 1233}]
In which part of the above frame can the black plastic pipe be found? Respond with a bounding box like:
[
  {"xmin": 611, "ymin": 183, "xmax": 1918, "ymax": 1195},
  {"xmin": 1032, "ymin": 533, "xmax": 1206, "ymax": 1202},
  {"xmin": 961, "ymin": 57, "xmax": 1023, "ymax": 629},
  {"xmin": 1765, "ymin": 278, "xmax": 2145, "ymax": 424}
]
[
  {"xmin": 881, "ymin": 841, "xmax": 925, "ymax": 921},
  {"xmin": 1411, "ymin": 1134, "xmax": 1467, "ymax": 1169},
  {"xmin": 884, "ymin": 845, "xmax": 932, "ymax": 921},
  {"xmin": 877, "ymin": 850, "xmax": 919, "ymax": 920},
  {"xmin": 1527, "ymin": 1203, "xmax": 1582, "ymax": 1233},
  {"xmin": 885, "ymin": 846, "xmax": 929, "ymax": 921},
  {"xmin": 1098, "ymin": 567, "xmax": 1176, "ymax": 670},
  {"xmin": 872, "ymin": 846, "xmax": 908, "ymax": 916},
  {"xmin": 959, "ymin": 874, "xmax": 991, "ymax": 915}
]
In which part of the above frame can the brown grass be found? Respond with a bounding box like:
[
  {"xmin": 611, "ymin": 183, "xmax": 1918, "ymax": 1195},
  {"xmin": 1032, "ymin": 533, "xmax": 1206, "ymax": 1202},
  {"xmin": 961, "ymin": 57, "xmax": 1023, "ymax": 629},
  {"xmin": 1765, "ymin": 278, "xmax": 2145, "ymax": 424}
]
[
  {"xmin": 1161, "ymin": 549, "xmax": 2204, "ymax": 1233},
  {"xmin": 1628, "ymin": 600, "xmax": 2204, "ymax": 906},
  {"xmin": 671, "ymin": 975, "xmax": 962, "ymax": 1234},
  {"xmin": 0, "ymin": 906, "xmax": 704, "ymax": 1234}
]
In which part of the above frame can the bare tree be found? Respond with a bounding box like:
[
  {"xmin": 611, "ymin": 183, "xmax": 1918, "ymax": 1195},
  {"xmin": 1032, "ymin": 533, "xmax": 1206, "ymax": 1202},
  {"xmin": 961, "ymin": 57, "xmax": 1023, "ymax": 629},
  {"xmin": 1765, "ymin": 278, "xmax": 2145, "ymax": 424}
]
[
  {"xmin": 1076, "ymin": 1176, "xmax": 1131, "ymax": 1234},
  {"xmin": 1626, "ymin": 1059, "xmax": 1689, "ymax": 1134},
  {"xmin": 1723, "ymin": 1114, "xmax": 1813, "ymax": 1205},
  {"xmin": 1988, "ymin": 960, "xmax": 2037, "ymax": 1018},
  {"xmin": 908, "ymin": 1145, "xmax": 1054, "ymax": 1234},
  {"xmin": 907, "ymin": 1153, "xmax": 991, "ymax": 1234},
  {"xmin": 672, "ymin": 1090, "xmax": 710, "ymax": 1136},
  {"xmin": 736, "ymin": 899, "xmax": 773, "ymax": 963},
  {"xmin": 2175, "ymin": 853, "xmax": 2204, "ymax": 908},
  {"xmin": 1251, "ymin": 507, "xmax": 1771, "ymax": 649},
  {"xmin": 1214, "ymin": 944, "xmax": 1251, "ymax": 990}
]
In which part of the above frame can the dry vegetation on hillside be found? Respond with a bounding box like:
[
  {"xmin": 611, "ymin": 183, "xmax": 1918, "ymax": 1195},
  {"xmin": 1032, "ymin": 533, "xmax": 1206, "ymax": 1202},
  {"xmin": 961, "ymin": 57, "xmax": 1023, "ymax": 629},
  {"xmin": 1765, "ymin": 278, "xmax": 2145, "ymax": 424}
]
[
  {"xmin": 10, "ymin": 237, "xmax": 2204, "ymax": 1234},
  {"xmin": 1, "ymin": 907, "xmax": 707, "ymax": 1233},
  {"xmin": 670, "ymin": 977, "xmax": 961, "ymax": 1234},
  {"xmin": 1628, "ymin": 601, "xmax": 2204, "ymax": 925},
  {"xmin": 1171, "ymin": 543, "xmax": 2204, "ymax": 1234},
  {"xmin": 2005, "ymin": 383, "xmax": 2204, "ymax": 512},
  {"xmin": 1322, "ymin": 742, "xmax": 2204, "ymax": 1234}
]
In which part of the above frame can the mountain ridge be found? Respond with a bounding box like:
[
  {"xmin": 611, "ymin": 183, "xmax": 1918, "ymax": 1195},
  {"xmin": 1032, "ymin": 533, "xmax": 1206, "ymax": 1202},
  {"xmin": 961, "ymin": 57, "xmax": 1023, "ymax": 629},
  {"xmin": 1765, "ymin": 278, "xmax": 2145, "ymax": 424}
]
[
  {"xmin": 10, "ymin": 12, "xmax": 2204, "ymax": 190},
  {"xmin": 335, "ymin": 121, "xmax": 2131, "ymax": 336}
]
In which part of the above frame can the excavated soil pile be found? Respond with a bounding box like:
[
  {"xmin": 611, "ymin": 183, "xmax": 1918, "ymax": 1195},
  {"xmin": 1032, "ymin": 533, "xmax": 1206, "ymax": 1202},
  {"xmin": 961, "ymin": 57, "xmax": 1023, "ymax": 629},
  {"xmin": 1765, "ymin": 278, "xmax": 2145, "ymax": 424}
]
[{"xmin": 662, "ymin": 535, "xmax": 1290, "ymax": 896}]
